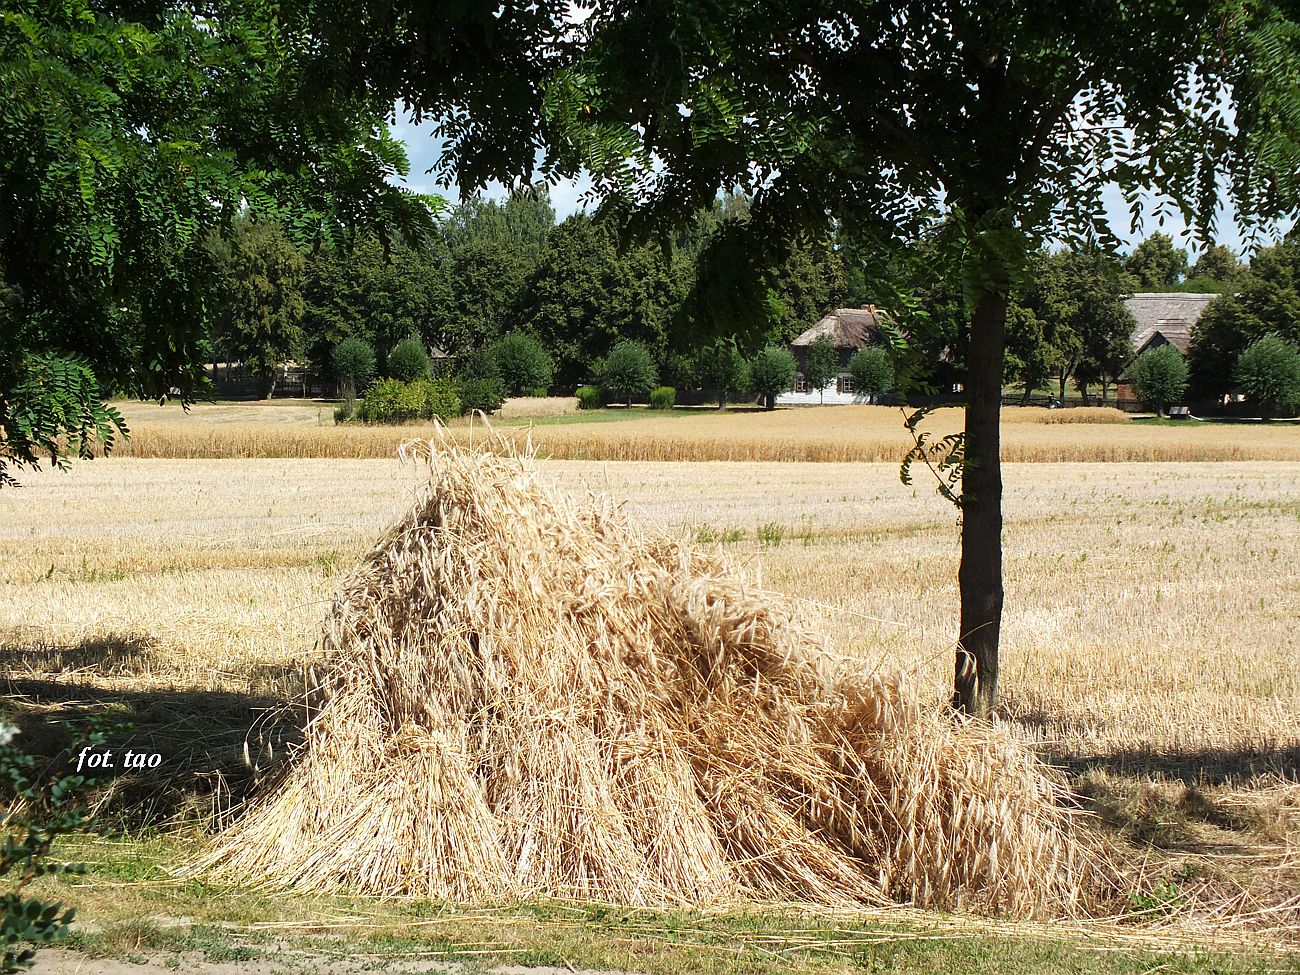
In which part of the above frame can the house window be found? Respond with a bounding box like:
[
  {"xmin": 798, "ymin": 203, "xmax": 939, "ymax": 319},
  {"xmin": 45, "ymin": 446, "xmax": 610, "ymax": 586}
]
[
  {"xmin": 837, "ymin": 374, "xmax": 856, "ymax": 394},
  {"xmin": 794, "ymin": 374, "xmax": 809, "ymax": 393}
]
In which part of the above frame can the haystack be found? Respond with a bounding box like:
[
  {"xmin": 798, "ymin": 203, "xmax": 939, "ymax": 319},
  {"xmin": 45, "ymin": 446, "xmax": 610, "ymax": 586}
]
[{"xmin": 199, "ymin": 438, "xmax": 1104, "ymax": 916}]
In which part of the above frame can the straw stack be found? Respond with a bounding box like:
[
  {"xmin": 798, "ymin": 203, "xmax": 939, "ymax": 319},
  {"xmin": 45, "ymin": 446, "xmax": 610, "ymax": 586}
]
[{"xmin": 198, "ymin": 437, "xmax": 1105, "ymax": 916}]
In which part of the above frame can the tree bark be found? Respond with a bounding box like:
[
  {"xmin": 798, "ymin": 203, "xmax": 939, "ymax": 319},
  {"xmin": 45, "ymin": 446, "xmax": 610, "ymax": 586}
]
[{"xmin": 954, "ymin": 288, "xmax": 1007, "ymax": 718}]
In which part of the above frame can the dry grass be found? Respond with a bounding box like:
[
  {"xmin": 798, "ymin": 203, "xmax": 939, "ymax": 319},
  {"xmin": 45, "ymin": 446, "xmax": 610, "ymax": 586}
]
[
  {"xmin": 106, "ymin": 401, "xmax": 1300, "ymax": 463},
  {"xmin": 194, "ymin": 440, "xmax": 1103, "ymax": 917}
]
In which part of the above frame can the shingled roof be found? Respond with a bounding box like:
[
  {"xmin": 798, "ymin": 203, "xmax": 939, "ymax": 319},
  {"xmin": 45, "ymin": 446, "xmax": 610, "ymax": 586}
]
[
  {"xmin": 791, "ymin": 306, "xmax": 885, "ymax": 349},
  {"xmin": 1124, "ymin": 292, "xmax": 1219, "ymax": 355}
]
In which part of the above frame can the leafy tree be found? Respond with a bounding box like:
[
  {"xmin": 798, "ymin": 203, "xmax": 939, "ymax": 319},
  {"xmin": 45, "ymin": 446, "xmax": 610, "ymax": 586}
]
[
  {"xmin": 1125, "ymin": 233, "xmax": 1190, "ymax": 290},
  {"xmin": 0, "ymin": 0, "xmax": 436, "ymax": 485},
  {"xmin": 490, "ymin": 332, "xmax": 554, "ymax": 396},
  {"xmin": 848, "ymin": 347, "xmax": 894, "ymax": 402},
  {"xmin": 1185, "ymin": 243, "xmax": 1246, "ymax": 292},
  {"xmin": 454, "ymin": 347, "xmax": 507, "ymax": 414},
  {"xmin": 206, "ymin": 220, "xmax": 307, "ymax": 398},
  {"xmin": 1187, "ymin": 236, "xmax": 1300, "ymax": 400},
  {"xmin": 1003, "ymin": 303, "xmax": 1059, "ymax": 401},
  {"xmin": 523, "ymin": 215, "xmax": 683, "ymax": 386},
  {"xmin": 596, "ymin": 341, "xmax": 658, "ymax": 407},
  {"xmin": 387, "ymin": 338, "xmax": 431, "ymax": 382},
  {"xmin": 344, "ymin": 0, "xmax": 1300, "ymax": 716},
  {"xmin": 1020, "ymin": 248, "xmax": 1137, "ymax": 401},
  {"xmin": 749, "ymin": 346, "xmax": 797, "ymax": 410},
  {"xmin": 1129, "ymin": 346, "xmax": 1189, "ymax": 417},
  {"xmin": 1234, "ymin": 334, "xmax": 1300, "ymax": 418},
  {"xmin": 803, "ymin": 334, "xmax": 841, "ymax": 403},
  {"xmin": 303, "ymin": 236, "xmax": 441, "ymax": 378},
  {"xmin": 332, "ymin": 338, "xmax": 377, "ymax": 401},
  {"xmin": 693, "ymin": 339, "xmax": 750, "ymax": 408}
]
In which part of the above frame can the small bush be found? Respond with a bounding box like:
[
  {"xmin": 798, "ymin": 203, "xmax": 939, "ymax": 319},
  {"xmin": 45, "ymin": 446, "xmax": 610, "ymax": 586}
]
[
  {"xmin": 649, "ymin": 386, "xmax": 676, "ymax": 410},
  {"xmin": 357, "ymin": 378, "xmax": 460, "ymax": 424},
  {"xmin": 1235, "ymin": 333, "xmax": 1300, "ymax": 418},
  {"xmin": 332, "ymin": 337, "xmax": 376, "ymax": 401},
  {"xmin": 529, "ymin": 386, "xmax": 549, "ymax": 398},
  {"xmin": 386, "ymin": 337, "xmax": 431, "ymax": 382},
  {"xmin": 1129, "ymin": 345, "xmax": 1188, "ymax": 416},
  {"xmin": 576, "ymin": 385, "xmax": 602, "ymax": 410},
  {"xmin": 595, "ymin": 341, "xmax": 657, "ymax": 407},
  {"xmin": 847, "ymin": 347, "xmax": 894, "ymax": 400},
  {"xmin": 490, "ymin": 332, "xmax": 554, "ymax": 396},
  {"xmin": 332, "ymin": 400, "xmax": 353, "ymax": 424},
  {"xmin": 456, "ymin": 376, "xmax": 506, "ymax": 415},
  {"xmin": 749, "ymin": 346, "xmax": 797, "ymax": 410}
]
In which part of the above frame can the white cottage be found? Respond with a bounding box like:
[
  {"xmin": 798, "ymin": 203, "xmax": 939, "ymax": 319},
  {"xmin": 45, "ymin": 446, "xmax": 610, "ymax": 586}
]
[{"xmin": 778, "ymin": 306, "xmax": 886, "ymax": 405}]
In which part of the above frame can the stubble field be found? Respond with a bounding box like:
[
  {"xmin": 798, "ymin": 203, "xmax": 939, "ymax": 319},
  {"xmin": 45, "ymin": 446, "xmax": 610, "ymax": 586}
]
[{"xmin": 1, "ymin": 408, "xmax": 1298, "ymax": 968}]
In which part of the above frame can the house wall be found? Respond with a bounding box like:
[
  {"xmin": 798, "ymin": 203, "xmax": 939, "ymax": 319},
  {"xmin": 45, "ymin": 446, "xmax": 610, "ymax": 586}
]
[{"xmin": 777, "ymin": 372, "xmax": 878, "ymax": 406}]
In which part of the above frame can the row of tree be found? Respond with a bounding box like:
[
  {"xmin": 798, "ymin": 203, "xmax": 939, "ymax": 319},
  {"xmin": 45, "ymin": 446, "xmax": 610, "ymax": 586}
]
[{"xmin": 208, "ymin": 189, "xmax": 1267, "ymax": 406}]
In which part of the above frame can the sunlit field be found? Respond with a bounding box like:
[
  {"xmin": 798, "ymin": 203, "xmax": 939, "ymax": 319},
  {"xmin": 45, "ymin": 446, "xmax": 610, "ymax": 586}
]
[
  {"xmin": 2, "ymin": 438, "xmax": 1298, "ymax": 957},
  {"xmin": 107, "ymin": 400, "xmax": 1300, "ymax": 463}
]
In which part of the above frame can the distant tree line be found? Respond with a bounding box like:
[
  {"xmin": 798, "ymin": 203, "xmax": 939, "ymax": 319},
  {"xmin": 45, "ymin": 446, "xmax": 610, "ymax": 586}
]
[{"xmin": 201, "ymin": 190, "xmax": 1295, "ymax": 416}]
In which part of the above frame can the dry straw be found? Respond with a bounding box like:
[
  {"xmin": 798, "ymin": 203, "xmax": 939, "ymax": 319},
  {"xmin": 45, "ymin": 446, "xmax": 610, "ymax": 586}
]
[{"xmin": 196, "ymin": 434, "xmax": 1110, "ymax": 917}]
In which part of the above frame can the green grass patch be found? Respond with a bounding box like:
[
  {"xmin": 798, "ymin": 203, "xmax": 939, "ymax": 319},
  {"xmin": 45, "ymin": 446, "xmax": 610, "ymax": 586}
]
[{"xmin": 23, "ymin": 835, "xmax": 1292, "ymax": 975}]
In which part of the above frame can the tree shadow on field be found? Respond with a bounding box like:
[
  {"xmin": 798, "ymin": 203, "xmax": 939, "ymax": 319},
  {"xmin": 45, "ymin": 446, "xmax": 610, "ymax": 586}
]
[
  {"xmin": 1051, "ymin": 743, "xmax": 1300, "ymax": 786},
  {"xmin": 1015, "ymin": 707, "xmax": 1300, "ymax": 785},
  {"xmin": 1, "ymin": 636, "xmax": 308, "ymax": 832},
  {"xmin": 0, "ymin": 630, "xmax": 163, "ymax": 677}
]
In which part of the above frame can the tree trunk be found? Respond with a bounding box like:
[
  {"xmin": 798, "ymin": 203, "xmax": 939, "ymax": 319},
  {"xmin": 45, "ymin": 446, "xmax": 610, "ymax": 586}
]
[{"xmin": 954, "ymin": 288, "xmax": 1007, "ymax": 719}]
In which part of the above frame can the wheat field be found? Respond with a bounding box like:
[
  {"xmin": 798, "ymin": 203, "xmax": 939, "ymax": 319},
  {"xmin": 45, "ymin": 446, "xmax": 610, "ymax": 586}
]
[{"xmin": 107, "ymin": 401, "xmax": 1300, "ymax": 463}]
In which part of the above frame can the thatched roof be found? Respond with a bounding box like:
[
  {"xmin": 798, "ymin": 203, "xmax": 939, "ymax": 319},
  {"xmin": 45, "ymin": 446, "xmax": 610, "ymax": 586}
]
[
  {"xmin": 1124, "ymin": 293, "xmax": 1218, "ymax": 355},
  {"xmin": 791, "ymin": 306, "xmax": 885, "ymax": 349}
]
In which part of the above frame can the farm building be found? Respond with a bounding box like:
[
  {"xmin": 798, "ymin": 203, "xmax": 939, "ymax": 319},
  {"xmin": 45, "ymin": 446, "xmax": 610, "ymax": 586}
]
[
  {"xmin": 1116, "ymin": 292, "xmax": 1219, "ymax": 409},
  {"xmin": 1123, "ymin": 292, "xmax": 1218, "ymax": 357},
  {"xmin": 778, "ymin": 305, "xmax": 887, "ymax": 405}
]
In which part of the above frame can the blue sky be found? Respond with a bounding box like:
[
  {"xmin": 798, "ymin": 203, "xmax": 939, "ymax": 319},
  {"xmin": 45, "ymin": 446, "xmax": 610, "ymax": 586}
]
[{"xmin": 392, "ymin": 117, "xmax": 1293, "ymax": 260}]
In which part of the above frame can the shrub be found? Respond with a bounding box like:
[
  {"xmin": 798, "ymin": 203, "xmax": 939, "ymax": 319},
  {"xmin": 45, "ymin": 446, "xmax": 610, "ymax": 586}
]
[
  {"xmin": 1129, "ymin": 345, "xmax": 1188, "ymax": 417},
  {"xmin": 386, "ymin": 337, "xmax": 431, "ymax": 382},
  {"xmin": 802, "ymin": 333, "xmax": 840, "ymax": 402},
  {"xmin": 693, "ymin": 339, "xmax": 749, "ymax": 408},
  {"xmin": 332, "ymin": 337, "xmax": 376, "ymax": 401},
  {"xmin": 421, "ymin": 378, "xmax": 462, "ymax": 421},
  {"xmin": 649, "ymin": 386, "xmax": 676, "ymax": 410},
  {"xmin": 1234, "ymin": 333, "xmax": 1300, "ymax": 418},
  {"xmin": 596, "ymin": 341, "xmax": 658, "ymax": 407},
  {"xmin": 576, "ymin": 385, "xmax": 602, "ymax": 410},
  {"xmin": 749, "ymin": 346, "xmax": 797, "ymax": 410},
  {"xmin": 1, "ymin": 719, "xmax": 103, "ymax": 972},
  {"xmin": 332, "ymin": 400, "xmax": 353, "ymax": 424},
  {"xmin": 489, "ymin": 332, "xmax": 554, "ymax": 396},
  {"xmin": 357, "ymin": 378, "xmax": 459, "ymax": 423},
  {"xmin": 848, "ymin": 347, "xmax": 894, "ymax": 401},
  {"xmin": 456, "ymin": 377, "xmax": 506, "ymax": 415}
]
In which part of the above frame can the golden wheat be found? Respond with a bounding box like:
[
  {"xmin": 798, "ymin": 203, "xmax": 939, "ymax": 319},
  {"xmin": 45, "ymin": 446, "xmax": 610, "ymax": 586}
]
[{"xmin": 106, "ymin": 402, "xmax": 1300, "ymax": 463}]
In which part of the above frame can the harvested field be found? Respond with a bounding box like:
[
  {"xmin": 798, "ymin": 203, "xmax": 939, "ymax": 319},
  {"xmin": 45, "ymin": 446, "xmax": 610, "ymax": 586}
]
[
  {"xmin": 2, "ymin": 454, "xmax": 1297, "ymax": 934},
  {"xmin": 107, "ymin": 401, "xmax": 1300, "ymax": 463}
]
